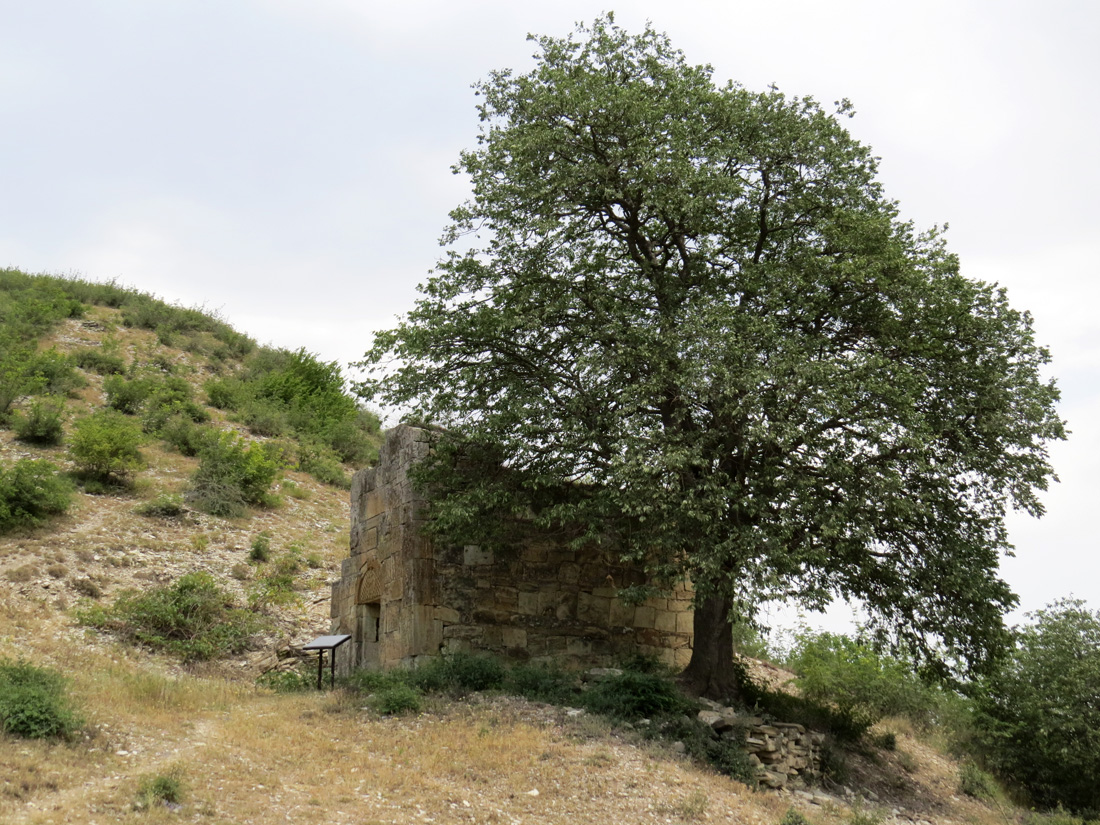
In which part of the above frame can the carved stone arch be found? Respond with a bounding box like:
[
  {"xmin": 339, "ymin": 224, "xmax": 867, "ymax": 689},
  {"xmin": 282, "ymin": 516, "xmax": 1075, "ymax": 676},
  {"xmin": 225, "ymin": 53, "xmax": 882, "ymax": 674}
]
[{"xmin": 356, "ymin": 557, "xmax": 382, "ymax": 605}]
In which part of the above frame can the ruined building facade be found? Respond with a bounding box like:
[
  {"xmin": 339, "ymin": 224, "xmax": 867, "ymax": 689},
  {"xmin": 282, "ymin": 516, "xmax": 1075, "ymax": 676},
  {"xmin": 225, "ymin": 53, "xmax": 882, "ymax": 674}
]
[{"xmin": 329, "ymin": 425, "xmax": 694, "ymax": 674}]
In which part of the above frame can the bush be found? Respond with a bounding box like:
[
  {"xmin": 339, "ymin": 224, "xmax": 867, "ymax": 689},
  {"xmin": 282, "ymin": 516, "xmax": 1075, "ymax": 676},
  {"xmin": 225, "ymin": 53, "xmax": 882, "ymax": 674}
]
[
  {"xmin": 786, "ymin": 631, "xmax": 938, "ymax": 733},
  {"xmin": 78, "ymin": 571, "xmax": 261, "ymax": 662},
  {"xmin": 25, "ymin": 348, "xmax": 85, "ymax": 396},
  {"xmin": 156, "ymin": 414, "xmax": 210, "ymax": 456},
  {"xmin": 103, "ymin": 375, "xmax": 152, "ymax": 415},
  {"xmin": 12, "ymin": 397, "xmax": 65, "ymax": 445},
  {"xmin": 135, "ymin": 768, "xmax": 186, "ymax": 810},
  {"xmin": 0, "ymin": 459, "xmax": 73, "ymax": 533},
  {"xmin": 72, "ymin": 348, "xmax": 126, "ymax": 375},
  {"xmin": 68, "ymin": 410, "xmax": 144, "ymax": 482},
  {"xmin": 970, "ymin": 599, "xmax": 1100, "ymax": 814},
  {"xmin": 579, "ymin": 669, "xmax": 694, "ymax": 721},
  {"xmin": 958, "ymin": 761, "xmax": 997, "ymax": 800},
  {"xmin": 249, "ymin": 532, "xmax": 272, "ymax": 562},
  {"xmin": 296, "ymin": 439, "xmax": 351, "ymax": 488},
  {"xmin": 187, "ymin": 431, "xmax": 281, "ymax": 517},
  {"xmin": 410, "ymin": 651, "xmax": 507, "ymax": 695},
  {"xmin": 0, "ymin": 658, "xmax": 83, "ymax": 740},
  {"xmin": 257, "ymin": 662, "xmax": 314, "ymax": 693},
  {"xmin": 371, "ymin": 683, "xmax": 423, "ymax": 715},
  {"xmin": 134, "ymin": 493, "xmax": 185, "ymax": 518},
  {"xmin": 203, "ymin": 377, "xmax": 245, "ymax": 410},
  {"xmin": 504, "ymin": 662, "xmax": 578, "ymax": 704}
]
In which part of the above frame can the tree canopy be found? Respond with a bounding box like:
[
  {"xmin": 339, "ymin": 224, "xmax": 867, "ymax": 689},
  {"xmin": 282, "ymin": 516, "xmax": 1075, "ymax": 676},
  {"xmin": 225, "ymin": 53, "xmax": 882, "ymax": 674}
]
[{"xmin": 357, "ymin": 16, "xmax": 1065, "ymax": 697}]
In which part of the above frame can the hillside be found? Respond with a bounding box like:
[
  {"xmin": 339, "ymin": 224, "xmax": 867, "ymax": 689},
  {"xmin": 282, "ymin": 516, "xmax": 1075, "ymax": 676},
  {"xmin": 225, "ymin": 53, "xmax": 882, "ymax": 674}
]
[{"xmin": 0, "ymin": 272, "xmax": 1032, "ymax": 824}]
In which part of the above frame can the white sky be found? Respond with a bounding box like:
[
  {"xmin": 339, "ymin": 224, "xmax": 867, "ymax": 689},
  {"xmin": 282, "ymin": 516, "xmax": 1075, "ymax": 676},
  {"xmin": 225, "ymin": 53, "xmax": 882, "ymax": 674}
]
[{"xmin": 2, "ymin": 0, "xmax": 1097, "ymax": 632}]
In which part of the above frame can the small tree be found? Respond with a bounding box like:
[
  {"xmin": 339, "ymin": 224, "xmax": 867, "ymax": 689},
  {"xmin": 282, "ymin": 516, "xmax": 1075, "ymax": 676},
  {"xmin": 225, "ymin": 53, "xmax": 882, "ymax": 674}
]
[
  {"xmin": 68, "ymin": 410, "xmax": 144, "ymax": 483},
  {"xmin": 970, "ymin": 600, "xmax": 1100, "ymax": 814}
]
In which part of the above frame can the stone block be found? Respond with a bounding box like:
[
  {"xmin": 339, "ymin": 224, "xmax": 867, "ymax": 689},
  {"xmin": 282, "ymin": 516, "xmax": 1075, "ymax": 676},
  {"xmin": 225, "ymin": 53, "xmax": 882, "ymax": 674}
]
[
  {"xmin": 494, "ymin": 587, "xmax": 519, "ymax": 609},
  {"xmin": 434, "ymin": 606, "xmax": 460, "ymax": 623},
  {"xmin": 577, "ymin": 592, "xmax": 610, "ymax": 625},
  {"xmin": 566, "ymin": 637, "xmax": 593, "ymax": 656},
  {"xmin": 518, "ymin": 591, "xmax": 540, "ymax": 615},
  {"xmin": 654, "ymin": 610, "xmax": 677, "ymax": 633},
  {"xmin": 360, "ymin": 525, "xmax": 378, "ymax": 552},
  {"xmin": 365, "ymin": 489, "xmax": 386, "ymax": 520},
  {"xmin": 633, "ymin": 605, "xmax": 656, "ymax": 629},
  {"xmin": 464, "ymin": 545, "xmax": 494, "ymax": 566},
  {"xmin": 609, "ymin": 599, "xmax": 635, "ymax": 627},
  {"xmin": 557, "ymin": 563, "xmax": 580, "ymax": 584},
  {"xmin": 501, "ymin": 627, "xmax": 527, "ymax": 648},
  {"xmin": 547, "ymin": 548, "xmax": 575, "ymax": 565},
  {"xmin": 675, "ymin": 610, "xmax": 694, "ymax": 634},
  {"xmin": 521, "ymin": 545, "xmax": 548, "ymax": 563}
]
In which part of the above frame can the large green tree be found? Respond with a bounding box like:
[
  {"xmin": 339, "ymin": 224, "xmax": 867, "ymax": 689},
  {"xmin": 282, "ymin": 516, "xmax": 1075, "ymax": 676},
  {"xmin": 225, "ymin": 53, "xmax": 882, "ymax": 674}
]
[{"xmin": 357, "ymin": 17, "xmax": 1064, "ymax": 698}]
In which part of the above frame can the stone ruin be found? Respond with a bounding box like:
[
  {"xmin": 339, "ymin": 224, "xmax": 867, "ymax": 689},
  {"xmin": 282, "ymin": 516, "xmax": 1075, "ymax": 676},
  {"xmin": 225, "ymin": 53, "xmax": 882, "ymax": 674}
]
[
  {"xmin": 328, "ymin": 425, "xmax": 828, "ymax": 790},
  {"xmin": 329, "ymin": 425, "xmax": 694, "ymax": 676}
]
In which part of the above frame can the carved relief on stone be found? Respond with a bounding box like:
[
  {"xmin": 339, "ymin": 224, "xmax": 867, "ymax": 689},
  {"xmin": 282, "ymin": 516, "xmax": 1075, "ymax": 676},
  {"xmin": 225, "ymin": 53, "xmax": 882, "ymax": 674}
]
[{"xmin": 356, "ymin": 557, "xmax": 382, "ymax": 604}]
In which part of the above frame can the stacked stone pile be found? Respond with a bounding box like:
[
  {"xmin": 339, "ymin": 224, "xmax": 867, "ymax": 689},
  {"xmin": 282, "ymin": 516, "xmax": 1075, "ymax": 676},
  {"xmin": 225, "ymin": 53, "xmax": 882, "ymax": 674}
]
[{"xmin": 698, "ymin": 699, "xmax": 825, "ymax": 789}]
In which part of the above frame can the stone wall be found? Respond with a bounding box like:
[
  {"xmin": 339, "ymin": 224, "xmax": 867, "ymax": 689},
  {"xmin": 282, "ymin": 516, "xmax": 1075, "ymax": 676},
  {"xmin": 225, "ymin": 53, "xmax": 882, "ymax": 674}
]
[
  {"xmin": 330, "ymin": 425, "xmax": 693, "ymax": 675},
  {"xmin": 698, "ymin": 700, "xmax": 825, "ymax": 789}
]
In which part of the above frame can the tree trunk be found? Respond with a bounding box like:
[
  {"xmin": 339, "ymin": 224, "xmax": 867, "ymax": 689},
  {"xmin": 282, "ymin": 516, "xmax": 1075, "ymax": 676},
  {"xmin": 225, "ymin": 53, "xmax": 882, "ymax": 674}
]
[{"xmin": 680, "ymin": 594, "xmax": 742, "ymax": 702}]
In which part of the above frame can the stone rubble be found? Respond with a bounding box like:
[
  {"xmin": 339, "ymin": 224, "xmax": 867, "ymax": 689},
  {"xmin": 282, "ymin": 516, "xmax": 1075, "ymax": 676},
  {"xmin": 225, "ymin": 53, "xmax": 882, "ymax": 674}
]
[{"xmin": 696, "ymin": 698, "xmax": 825, "ymax": 789}]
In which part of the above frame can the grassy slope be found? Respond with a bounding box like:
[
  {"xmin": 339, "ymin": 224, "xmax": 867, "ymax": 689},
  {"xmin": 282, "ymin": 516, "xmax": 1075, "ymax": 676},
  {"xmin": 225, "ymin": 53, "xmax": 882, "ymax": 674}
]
[{"xmin": 0, "ymin": 282, "xmax": 1019, "ymax": 825}]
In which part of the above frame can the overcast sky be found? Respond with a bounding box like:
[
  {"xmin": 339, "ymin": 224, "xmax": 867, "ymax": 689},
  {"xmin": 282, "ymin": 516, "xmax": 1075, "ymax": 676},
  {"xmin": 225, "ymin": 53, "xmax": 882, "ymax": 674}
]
[{"xmin": 2, "ymin": 0, "xmax": 1097, "ymax": 632}]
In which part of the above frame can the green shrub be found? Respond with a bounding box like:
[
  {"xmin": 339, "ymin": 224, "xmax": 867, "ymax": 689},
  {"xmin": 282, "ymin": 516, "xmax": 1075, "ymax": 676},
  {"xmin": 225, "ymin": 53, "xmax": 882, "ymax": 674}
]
[
  {"xmin": 787, "ymin": 631, "xmax": 937, "ymax": 732},
  {"xmin": 135, "ymin": 768, "xmax": 186, "ymax": 810},
  {"xmin": 408, "ymin": 652, "xmax": 507, "ymax": 695},
  {"xmin": 958, "ymin": 761, "xmax": 996, "ymax": 800},
  {"xmin": 68, "ymin": 409, "xmax": 144, "ymax": 482},
  {"xmin": 327, "ymin": 413, "xmax": 380, "ymax": 466},
  {"xmin": 296, "ymin": 440, "xmax": 351, "ymax": 488},
  {"xmin": 0, "ymin": 459, "xmax": 73, "ymax": 533},
  {"xmin": 371, "ymin": 683, "xmax": 422, "ymax": 715},
  {"xmin": 25, "ymin": 348, "xmax": 85, "ymax": 396},
  {"xmin": 156, "ymin": 414, "xmax": 211, "ymax": 456},
  {"xmin": 970, "ymin": 599, "xmax": 1100, "ymax": 814},
  {"xmin": 0, "ymin": 343, "xmax": 36, "ymax": 419},
  {"xmin": 579, "ymin": 669, "xmax": 694, "ymax": 721},
  {"xmin": 203, "ymin": 377, "xmax": 245, "ymax": 410},
  {"xmin": 249, "ymin": 532, "xmax": 272, "ymax": 562},
  {"xmin": 78, "ymin": 571, "xmax": 261, "ymax": 662},
  {"xmin": 103, "ymin": 375, "xmax": 153, "ymax": 415},
  {"xmin": 780, "ymin": 809, "xmax": 813, "ymax": 825},
  {"xmin": 134, "ymin": 493, "xmax": 185, "ymax": 518},
  {"xmin": 257, "ymin": 662, "xmax": 315, "ymax": 693},
  {"xmin": 72, "ymin": 348, "xmax": 126, "ymax": 375},
  {"xmin": 504, "ymin": 662, "xmax": 578, "ymax": 704},
  {"xmin": 12, "ymin": 397, "xmax": 65, "ymax": 445},
  {"xmin": 0, "ymin": 658, "xmax": 83, "ymax": 740},
  {"xmin": 187, "ymin": 431, "xmax": 281, "ymax": 517},
  {"xmin": 702, "ymin": 736, "xmax": 757, "ymax": 784}
]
